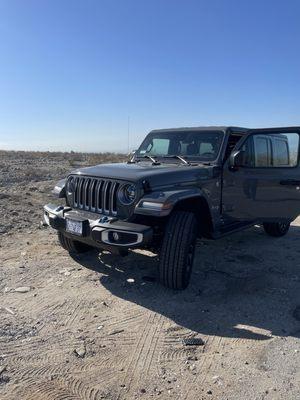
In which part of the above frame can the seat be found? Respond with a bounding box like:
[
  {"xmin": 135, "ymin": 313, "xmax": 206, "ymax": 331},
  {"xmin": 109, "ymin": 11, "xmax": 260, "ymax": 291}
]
[
  {"xmin": 186, "ymin": 143, "xmax": 199, "ymax": 155},
  {"xmin": 168, "ymin": 140, "xmax": 181, "ymax": 155}
]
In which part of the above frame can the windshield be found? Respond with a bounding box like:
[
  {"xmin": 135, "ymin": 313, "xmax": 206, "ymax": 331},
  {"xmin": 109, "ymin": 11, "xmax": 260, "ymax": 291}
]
[{"xmin": 136, "ymin": 130, "xmax": 224, "ymax": 162}]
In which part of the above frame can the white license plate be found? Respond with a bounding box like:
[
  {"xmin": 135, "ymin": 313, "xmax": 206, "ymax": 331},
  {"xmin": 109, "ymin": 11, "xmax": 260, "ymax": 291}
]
[{"xmin": 66, "ymin": 219, "xmax": 83, "ymax": 236}]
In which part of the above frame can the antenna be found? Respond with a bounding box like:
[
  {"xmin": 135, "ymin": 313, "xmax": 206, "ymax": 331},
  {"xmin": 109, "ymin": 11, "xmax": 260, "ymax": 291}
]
[{"xmin": 127, "ymin": 116, "xmax": 130, "ymax": 154}]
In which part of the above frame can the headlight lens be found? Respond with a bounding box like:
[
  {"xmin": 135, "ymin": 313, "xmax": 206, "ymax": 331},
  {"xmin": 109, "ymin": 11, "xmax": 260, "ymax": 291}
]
[{"xmin": 118, "ymin": 184, "xmax": 137, "ymax": 205}]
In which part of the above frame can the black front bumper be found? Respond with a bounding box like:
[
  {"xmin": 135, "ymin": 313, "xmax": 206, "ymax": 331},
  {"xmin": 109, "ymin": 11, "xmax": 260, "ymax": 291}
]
[{"xmin": 43, "ymin": 204, "xmax": 153, "ymax": 252}]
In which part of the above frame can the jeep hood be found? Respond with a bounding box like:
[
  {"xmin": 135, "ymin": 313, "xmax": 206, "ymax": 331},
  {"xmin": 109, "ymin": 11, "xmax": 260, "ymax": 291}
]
[{"xmin": 70, "ymin": 162, "xmax": 219, "ymax": 188}]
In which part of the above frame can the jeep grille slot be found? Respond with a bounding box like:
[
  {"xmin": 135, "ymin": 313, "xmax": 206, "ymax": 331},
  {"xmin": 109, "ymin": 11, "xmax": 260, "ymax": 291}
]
[{"xmin": 68, "ymin": 176, "xmax": 120, "ymax": 216}]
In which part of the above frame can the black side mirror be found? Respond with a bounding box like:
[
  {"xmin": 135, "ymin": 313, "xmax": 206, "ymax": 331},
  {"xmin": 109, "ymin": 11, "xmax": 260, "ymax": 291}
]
[{"xmin": 229, "ymin": 150, "xmax": 245, "ymax": 169}]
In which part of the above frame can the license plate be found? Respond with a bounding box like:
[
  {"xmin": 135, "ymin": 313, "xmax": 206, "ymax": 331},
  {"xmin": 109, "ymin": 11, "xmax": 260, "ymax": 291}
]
[{"xmin": 66, "ymin": 219, "xmax": 83, "ymax": 236}]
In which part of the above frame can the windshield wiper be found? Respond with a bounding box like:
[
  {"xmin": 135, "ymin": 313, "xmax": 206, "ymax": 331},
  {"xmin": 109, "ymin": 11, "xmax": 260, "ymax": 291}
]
[
  {"xmin": 163, "ymin": 155, "xmax": 191, "ymax": 165},
  {"xmin": 137, "ymin": 155, "xmax": 161, "ymax": 165}
]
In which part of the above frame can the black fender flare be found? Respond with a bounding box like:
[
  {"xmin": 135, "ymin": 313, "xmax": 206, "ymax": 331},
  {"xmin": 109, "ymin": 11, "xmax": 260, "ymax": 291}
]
[{"xmin": 134, "ymin": 188, "xmax": 211, "ymax": 217}]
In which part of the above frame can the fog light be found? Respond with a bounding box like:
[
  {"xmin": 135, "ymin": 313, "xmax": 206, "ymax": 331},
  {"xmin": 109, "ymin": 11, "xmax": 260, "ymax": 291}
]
[
  {"xmin": 102, "ymin": 230, "xmax": 141, "ymax": 246},
  {"xmin": 112, "ymin": 232, "xmax": 119, "ymax": 241}
]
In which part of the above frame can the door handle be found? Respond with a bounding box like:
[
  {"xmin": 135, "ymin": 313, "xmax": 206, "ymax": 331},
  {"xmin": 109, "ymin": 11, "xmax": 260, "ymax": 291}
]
[{"xmin": 280, "ymin": 179, "xmax": 300, "ymax": 186}]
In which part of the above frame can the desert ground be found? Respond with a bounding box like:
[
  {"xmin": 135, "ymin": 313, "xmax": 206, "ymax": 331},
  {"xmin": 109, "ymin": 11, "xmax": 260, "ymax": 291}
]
[{"xmin": 0, "ymin": 150, "xmax": 300, "ymax": 400}]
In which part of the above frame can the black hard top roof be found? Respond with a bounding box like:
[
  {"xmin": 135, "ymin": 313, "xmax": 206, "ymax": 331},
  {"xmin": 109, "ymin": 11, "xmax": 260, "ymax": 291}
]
[
  {"xmin": 150, "ymin": 126, "xmax": 249, "ymax": 134},
  {"xmin": 150, "ymin": 126, "xmax": 300, "ymax": 134}
]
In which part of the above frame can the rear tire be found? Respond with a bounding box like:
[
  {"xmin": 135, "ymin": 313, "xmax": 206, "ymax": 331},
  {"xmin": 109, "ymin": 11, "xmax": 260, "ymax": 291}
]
[
  {"xmin": 263, "ymin": 222, "xmax": 290, "ymax": 237},
  {"xmin": 159, "ymin": 211, "xmax": 197, "ymax": 290},
  {"xmin": 57, "ymin": 231, "xmax": 92, "ymax": 253}
]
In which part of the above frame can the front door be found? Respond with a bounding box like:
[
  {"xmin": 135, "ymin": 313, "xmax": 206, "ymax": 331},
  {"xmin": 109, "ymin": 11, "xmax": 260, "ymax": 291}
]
[{"xmin": 222, "ymin": 128, "xmax": 300, "ymax": 223}]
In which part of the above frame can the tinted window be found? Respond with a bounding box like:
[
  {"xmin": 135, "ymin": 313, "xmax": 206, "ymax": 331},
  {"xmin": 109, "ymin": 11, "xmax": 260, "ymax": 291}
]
[
  {"xmin": 241, "ymin": 137, "xmax": 254, "ymax": 167},
  {"xmin": 255, "ymin": 137, "xmax": 271, "ymax": 167},
  {"xmin": 273, "ymin": 133, "xmax": 298, "ymax": 167},
  {"xmin": 274, "ymin": 138, "xmax": 289, "ymax": 165},
  {"xmin": 240, "ymin": 132, "xmax": 299, "ymax": 168}
]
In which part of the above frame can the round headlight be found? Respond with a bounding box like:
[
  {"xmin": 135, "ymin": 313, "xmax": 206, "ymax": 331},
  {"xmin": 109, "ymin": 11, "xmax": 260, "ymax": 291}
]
[{"xmin": 118, "ymin": 184, "xmax": 137, "ymax": 205}]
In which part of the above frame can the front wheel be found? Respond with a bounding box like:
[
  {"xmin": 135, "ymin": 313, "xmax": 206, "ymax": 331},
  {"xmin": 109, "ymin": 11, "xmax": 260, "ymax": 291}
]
[
  {"xmin": 58, "ymin": 231, "xmax": 92, "ymax": 253},
  {"xmin": 263, "ymin": 222, "xmax": 290, "ymax": 237},
  {"xmin": 159, "ymin": 211, "xmax": 198, "ymax": 290}
]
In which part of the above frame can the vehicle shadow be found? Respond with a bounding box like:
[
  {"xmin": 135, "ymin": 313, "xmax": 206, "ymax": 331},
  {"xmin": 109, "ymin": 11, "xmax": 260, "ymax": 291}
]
[{"xmin": 71, "ymin": 224, "xmax": 300, "ymax": 341}]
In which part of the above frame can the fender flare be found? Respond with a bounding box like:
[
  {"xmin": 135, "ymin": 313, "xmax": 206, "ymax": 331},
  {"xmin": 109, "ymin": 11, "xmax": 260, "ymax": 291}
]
[
  {"xmin": 134, "ymin": 188, "xmax": 210, "ymax": 217},
  {"xmin": 52, "ymin": 178, "xmax": 67, "ymax": 198}
]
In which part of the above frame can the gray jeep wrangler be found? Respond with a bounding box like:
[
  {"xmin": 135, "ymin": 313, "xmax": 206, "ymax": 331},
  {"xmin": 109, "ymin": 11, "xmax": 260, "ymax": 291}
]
[{"xmin": 44, "ymin": 126, "xmax": 300, "ymax": 289}]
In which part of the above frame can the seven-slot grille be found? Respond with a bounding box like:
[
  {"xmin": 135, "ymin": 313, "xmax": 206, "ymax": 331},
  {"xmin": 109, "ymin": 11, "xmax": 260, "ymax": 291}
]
[{"xmin": 67, "ymin": 176, "xmax": 120, "ymax": 215}]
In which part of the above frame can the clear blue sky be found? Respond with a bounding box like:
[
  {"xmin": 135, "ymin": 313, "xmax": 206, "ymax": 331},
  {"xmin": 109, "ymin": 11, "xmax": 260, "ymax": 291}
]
[{"xmin": 0, "ymin": 0, "xmax": 300, "ymax": 152}]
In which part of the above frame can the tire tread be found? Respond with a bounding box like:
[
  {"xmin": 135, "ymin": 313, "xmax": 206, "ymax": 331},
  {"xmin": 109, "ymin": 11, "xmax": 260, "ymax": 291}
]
[
  {"xmin": 159, "ymin": 211, "xmax": 197, "ymax": 290},
  {"xmin": 57, "ymin": 232, "xmax": 92, "ymax": 253},
  {"xmin": 263, "ymin": 222, "xmax": 290, "ymax": 237}
]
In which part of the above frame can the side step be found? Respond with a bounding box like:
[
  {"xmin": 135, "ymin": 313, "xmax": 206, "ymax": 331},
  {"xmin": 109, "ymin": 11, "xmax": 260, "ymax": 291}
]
[{"xmin": 212, "ymin": 221, "xmax": 256, "ymax": 239}]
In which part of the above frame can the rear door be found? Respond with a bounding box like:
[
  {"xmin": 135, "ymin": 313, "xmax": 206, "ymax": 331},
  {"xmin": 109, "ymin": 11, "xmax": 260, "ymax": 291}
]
[{"xmin": 222, "ymin": 128, "xmax": 300, "ymax": 223}]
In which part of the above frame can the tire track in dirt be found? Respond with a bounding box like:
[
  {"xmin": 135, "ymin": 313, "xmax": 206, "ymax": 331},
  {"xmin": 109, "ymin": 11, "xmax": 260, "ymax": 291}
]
[
  {"xmin": 63, "ymin": 297, "xmax": 87, "ymax": 329},
  {"xmin": 180, "ymin": 335, "xmax": 235, "ymax": 400},
  {"xmin": 129, "ymin": 313, "xmax": 162, "ymax": 381},
  {"xmin": 159, "ymin": 329, "xmax": 196, "ymax": 364},
  {"xmin": 116, "ymin": 311, "xmax": 153, "ymax": 399},
  {"xmin": 77, "ymin": 357, "xmax": 111, "ymax": 372},
  {"xmin": 15, "ymin": 376, "xmax": 100, "ymax": 400},
  {"xmin": 0, "ymin": 324, "xmax": 91, "ymax": 398},
  {"xmin": 159, "ymin": 345, "xmax": 197, "ymax": 364},
  {"xmin": 5, "ymin": 359, "xmax": 114, "ymax": 400},
  {"xmin": 141, "ymin": 315, "xmax": 165, "ymax": 377},
  {"xmin": 1, "ymin": 294, "xmax": 147, "ymax": 399},
  {"xmin": 100, "ymin": 310, "xmax": 145, "ymax": 331},
  {"xmin": 116, "ymin": 311, "xmax": 165, "ymax": 399},
  {"xmin": 0, "ymin": 345, "xmax": 68, "ymax": 368}
]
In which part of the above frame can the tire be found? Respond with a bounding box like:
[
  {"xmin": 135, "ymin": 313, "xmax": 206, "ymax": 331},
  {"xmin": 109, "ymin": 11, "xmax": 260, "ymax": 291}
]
[
  {"xmin": 159, "ymin": 211, "xmax": 198, "ymax": 290},
  {"xmin": 57, "ymin": 231, "xmax": 92, "ymax": 253},
  {"xmin": 263, "ymin": 222, "xmax": 290, "ymax": 237}
]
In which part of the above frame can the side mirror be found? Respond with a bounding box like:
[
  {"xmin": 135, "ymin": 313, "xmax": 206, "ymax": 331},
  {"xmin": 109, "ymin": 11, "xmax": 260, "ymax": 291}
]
[
  {"xmin": 127, "ymin": 150, "xmax": 137, "ymax": 163},
  {"xmin": 229, "ymin": 150, "xmax": 245, "ymax": 169}
]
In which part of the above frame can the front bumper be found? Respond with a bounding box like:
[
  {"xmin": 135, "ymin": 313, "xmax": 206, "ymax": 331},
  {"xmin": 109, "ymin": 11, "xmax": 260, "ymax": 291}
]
[{"xmin": 43, "ymin": 204, "xmax": 153, "ymax": 252}]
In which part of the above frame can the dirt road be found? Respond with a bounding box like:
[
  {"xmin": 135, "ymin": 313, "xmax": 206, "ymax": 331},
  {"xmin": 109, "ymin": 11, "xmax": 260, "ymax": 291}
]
[{"xmin": 1, "ymin": 151, "xmax": 300, "ymax": 400}]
